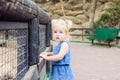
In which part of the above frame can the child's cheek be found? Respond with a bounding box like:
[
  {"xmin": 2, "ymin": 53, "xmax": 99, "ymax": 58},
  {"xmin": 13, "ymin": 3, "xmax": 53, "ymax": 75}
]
[{"xmin": 61, "ymin": 34, "xmax": 65, "ymax": 37}]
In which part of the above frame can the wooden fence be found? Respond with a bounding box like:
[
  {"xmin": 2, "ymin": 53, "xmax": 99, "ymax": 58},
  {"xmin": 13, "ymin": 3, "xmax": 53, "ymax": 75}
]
[{"xmin": 0, "ymin": 0, "xmax": 51, "ymax": 80}]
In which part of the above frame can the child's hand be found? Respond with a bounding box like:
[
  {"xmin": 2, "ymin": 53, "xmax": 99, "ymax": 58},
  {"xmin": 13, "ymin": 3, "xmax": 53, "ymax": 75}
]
[
  {"xmin": 40, "ymin": 54, "xmax": 46, "ymax": 58},
  {"xmin": 39, "ymin": 52, "xmax": 47, "ymax": 59},
  {"xmin": 41, "ymin": 52, "xmax": 47, "ymax": 55}
]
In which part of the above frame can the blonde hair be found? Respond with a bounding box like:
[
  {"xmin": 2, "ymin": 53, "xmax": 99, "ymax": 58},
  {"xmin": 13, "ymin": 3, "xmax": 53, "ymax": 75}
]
[{"xmin": 51, "ymin": 19, "xmax": 72, "ymax": 41}]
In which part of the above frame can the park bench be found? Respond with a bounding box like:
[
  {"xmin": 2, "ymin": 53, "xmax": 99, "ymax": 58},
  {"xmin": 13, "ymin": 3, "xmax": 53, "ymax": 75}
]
[{"xmin": 87, "ymin": 28, "xmax": 119, "ymax": 47}]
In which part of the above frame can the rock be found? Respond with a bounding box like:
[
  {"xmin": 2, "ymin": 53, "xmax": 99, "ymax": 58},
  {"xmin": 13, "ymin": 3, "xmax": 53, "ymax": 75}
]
[
  {"xmin": 99, "ymin": 0, "xmax": 107, "ymax": 3},
  {"xmin": 35, "ymin": 0, "xmax": 114, "ymax": 28},
  {"xmin": 76, "ymin": 14, "xmax": 89, "ymax": 24},
  {"xmin": 72, "ymin": 3, "xmax": 83, "ymax": 10},
  {"xmin": 53, "ymin": 10, "xmax": 64, "ymax": 16},
  {"xmin": 64, "ymin": 3, "xmax": 74, "ymax": 10},
  {"xmin": 83, "ymin": 3, "xmax": 92, "ymax": 11},
  {"xmin": 66, "ymin": 10, "xmax": 84, "ymax": 16},
  {"xmin": 52, "ymin": 14, "xmax": 60, "ymax": 19},
  {"xmin": 73, "ymin": 18, "xmax": 82, "ymax": 24}
]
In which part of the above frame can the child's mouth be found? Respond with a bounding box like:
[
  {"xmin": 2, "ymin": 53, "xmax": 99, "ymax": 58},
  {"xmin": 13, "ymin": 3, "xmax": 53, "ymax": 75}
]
[{"xmin": 56, "ymin": 37, "xmax": 59, "ymax": 39}]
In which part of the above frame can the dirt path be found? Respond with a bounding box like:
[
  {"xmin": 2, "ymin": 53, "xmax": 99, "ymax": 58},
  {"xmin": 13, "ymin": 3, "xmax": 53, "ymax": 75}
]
[{"xmin": 70, "ymin": 42, "xmax": 120, "ymax": 80}]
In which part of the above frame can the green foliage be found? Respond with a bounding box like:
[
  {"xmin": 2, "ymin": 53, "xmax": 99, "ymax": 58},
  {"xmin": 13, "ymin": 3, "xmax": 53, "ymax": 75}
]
[
  {"xmin": 94, "ymin": 0, "xmax": 120, "ymax": 28},
  {"xmin": 94, "ymin": 13, "xmax": 110, "ymax": 28},
  {"xmin": 94, "ymin": 20, "xmax": 101, "ymax": 28},
  {"xmin": 85, "ymin": 30, "xmax": 90, "ymax": 34}
]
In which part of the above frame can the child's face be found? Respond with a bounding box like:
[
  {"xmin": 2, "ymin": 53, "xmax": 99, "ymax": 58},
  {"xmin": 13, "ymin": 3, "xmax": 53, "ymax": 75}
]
[{"xmin": 52, "ymin": 27, "xmax": 67, "ymax": 43}]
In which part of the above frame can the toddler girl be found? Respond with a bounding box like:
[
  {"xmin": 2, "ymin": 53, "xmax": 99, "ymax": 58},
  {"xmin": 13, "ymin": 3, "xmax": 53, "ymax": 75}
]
[{"xmin": 40, "ymin": 19, "xmax": 74, "ymax": 80}]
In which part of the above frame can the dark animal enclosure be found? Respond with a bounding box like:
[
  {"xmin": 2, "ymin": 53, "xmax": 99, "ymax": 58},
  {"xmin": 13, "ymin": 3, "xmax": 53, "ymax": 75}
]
[{"xmin": 0, "ymin": 0, "xmax": 51, "ymax": 80}]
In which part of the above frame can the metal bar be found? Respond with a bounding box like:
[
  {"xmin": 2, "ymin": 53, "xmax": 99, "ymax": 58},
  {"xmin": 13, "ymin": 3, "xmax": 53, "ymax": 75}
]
[
  {"xmin": 69, "ymin": 27, "xmax": 94, "ymax": 31},
  {"xmin": 70, "ymin": 34, "xmax": 93, "ymax": 36}
]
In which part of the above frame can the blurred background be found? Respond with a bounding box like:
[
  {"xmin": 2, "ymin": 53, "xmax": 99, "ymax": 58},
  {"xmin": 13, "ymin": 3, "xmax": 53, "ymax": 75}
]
[{"xmin": 34, "ymin": 0, "xmax": 120, "ymax": 41}]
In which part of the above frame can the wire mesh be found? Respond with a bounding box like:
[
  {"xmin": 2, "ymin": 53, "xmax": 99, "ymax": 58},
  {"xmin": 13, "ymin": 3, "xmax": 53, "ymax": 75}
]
[
  {"xmin": 0, "ymin": 29, "xmax": 28, "ymax": 80},
  {"xmin": 39, "ymin": 25, "xmax": 46, "ymax": 53}
]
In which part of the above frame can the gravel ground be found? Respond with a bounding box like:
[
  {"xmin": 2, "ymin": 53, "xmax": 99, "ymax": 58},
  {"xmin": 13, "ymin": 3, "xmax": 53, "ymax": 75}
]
[{"xmin": 70, "ymin": 42, "xmax": 120, "ymax": 80}]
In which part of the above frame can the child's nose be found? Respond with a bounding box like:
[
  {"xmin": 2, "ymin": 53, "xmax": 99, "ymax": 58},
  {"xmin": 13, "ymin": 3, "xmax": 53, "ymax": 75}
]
[{"xmin": 56, "ymin": 32, "xmax": 59, "ymax": 35}]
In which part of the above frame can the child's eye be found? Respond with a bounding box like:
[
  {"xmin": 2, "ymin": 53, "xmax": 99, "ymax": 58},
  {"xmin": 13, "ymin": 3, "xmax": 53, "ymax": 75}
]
[
  {"xmin": 59, "ymin": 31, "xmax": 63, "ymax": 33},
  {"xmin": 54, "ymin": 31, "xmax": 57, "ymax": 33}
]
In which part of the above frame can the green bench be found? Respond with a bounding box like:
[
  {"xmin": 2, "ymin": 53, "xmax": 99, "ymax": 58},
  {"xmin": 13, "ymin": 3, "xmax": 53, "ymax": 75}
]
[{"xmin": 87, "ymin": 28, "xmax": 119, "ymax": 47}]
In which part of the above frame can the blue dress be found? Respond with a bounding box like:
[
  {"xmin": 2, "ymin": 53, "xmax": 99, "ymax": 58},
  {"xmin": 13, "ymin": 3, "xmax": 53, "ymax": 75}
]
[{"xmin": 49, "ymin": 41, "xmax": 74, "ymax": 80}]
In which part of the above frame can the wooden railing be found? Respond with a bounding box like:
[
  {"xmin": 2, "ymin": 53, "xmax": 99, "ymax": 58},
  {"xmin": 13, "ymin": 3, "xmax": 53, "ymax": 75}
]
[{"xmin": 69, "ymin": 28, "xmax": 94, "ymax": 40}]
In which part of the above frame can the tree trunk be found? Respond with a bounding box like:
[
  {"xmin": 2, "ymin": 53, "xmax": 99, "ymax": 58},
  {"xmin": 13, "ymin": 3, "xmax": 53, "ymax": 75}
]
[
  {"xmin": 83, "ymin": 0, "xmax": 87, "ymax": 5},
  {"xmin": 60, "ymin": 0, "xmax": 66, "ymax": 16},
  {"xmin": 89, "ymin": 0, "xmax": 97, "ymax": 28}
]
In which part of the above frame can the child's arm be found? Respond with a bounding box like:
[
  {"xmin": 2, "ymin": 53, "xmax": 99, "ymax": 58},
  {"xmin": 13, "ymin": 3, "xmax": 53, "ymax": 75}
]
[
  {"xmin": 46, "ymin": 52, "xmax": 53, "ymax": 56},
  {"xmin": 40, "ymin": 42, "xmax": 69, "ymax": 61},
  {"xmin": 40, "ymin": 52, "xmax": 53, "ymax": 57}
]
